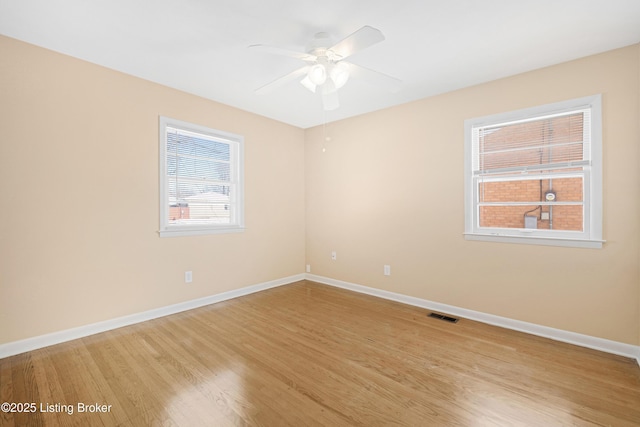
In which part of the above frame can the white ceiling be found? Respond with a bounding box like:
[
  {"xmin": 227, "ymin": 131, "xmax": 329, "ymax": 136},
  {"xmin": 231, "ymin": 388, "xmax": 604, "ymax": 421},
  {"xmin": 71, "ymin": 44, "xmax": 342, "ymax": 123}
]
[{"xmin": 1, "ymin": 0, "xmax": 640, "ymax": 129}]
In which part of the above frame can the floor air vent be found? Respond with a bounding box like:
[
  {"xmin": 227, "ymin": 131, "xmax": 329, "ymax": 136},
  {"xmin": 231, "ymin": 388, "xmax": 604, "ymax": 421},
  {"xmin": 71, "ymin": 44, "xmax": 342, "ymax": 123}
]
[{"xmin": 428, "ymin": 312, "xmax": 459, "ymax": 323}]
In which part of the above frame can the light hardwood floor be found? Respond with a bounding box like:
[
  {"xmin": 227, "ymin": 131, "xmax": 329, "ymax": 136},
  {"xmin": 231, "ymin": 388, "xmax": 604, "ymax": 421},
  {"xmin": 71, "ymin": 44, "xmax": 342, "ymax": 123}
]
[{"xmin": 1, "ymin": 280, "xmax": 639, "ymax": 426}]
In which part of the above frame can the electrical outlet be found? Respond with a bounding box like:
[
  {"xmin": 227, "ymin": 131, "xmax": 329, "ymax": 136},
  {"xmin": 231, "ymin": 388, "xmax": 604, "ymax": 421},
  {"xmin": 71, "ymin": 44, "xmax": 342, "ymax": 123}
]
[
  {"xmin": 384, "ymin": 265, "xmax": 391, "ymax": 276},
  {"xmin": 331, "ymin": 251, "xmax": 337, "ymax": 261},
  {"xmin": 185, "ymin": 271, "xmax": 193, "ymax": 283},
  {"xmin": 306, "ymin": 264, "xmax": 311, "ymax": 273}
]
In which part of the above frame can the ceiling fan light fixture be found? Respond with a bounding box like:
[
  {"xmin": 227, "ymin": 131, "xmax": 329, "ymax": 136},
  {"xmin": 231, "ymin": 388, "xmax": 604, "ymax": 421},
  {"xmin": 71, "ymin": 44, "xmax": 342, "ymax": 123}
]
[
  {"xmin": 300, "ymin": 75, "xmax": 316, "ymax": 93},
  {"xmin": 308, "ymin": 63, "xmax": 327, "ymax": 85},
  {"xmin": 330, "ymin": 63, "xmax": 349, "ymax": 89},
  {"xmin": 322, "ymin": 79, "xmax": 337, "ymax": 95}
]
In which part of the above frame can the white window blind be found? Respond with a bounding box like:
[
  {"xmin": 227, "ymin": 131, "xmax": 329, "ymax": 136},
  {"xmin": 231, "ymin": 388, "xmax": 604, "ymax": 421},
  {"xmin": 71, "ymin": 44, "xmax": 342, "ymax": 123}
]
[
  {"xmin": 473, "ymin": 109, "xmax": 590, "ymax": 177},
  {"xmin": 159, "ymin": 117, "xmax": 244, "ymax": 237}
]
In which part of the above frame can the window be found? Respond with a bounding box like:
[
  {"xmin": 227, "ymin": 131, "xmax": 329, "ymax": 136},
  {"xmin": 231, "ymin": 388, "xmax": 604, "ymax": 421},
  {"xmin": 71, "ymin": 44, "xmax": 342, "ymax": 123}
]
[
  {"xmin": 159, "ymin": 116, "xmax": 244, "ymax": 237},
  {"xmin": 464, "ymin": 95, "xmax": 603, "ymax": 248}
]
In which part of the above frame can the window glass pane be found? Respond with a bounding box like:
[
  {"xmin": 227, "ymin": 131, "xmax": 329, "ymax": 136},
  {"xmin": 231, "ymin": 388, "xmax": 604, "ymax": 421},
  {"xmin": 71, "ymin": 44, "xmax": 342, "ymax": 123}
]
[
  {"xmin": 479, "ymin": 177, "xmax": 583, "ymax": 203},
  {"xmin": 167, "ymin": 181, "xmax": 230, "ymax": 200},
  {"xmin": 479, "ymin": 204, "xmax": 583, "ymax": 231},
  {"xmin": 167, "ymin": 181, "xmax": 232, "ymax": 225}
]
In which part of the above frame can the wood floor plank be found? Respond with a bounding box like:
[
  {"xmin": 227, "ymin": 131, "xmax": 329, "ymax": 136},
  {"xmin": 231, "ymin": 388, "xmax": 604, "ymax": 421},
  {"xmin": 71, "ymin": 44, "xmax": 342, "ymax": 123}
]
[
  {"xmin": 172, "ymin": 326, "xmax": 341, "ymax": 426},
  {"xmin": 0, "ymin": 352, "xmax": 15, "ymax": 427},
  {"xmin": 10, "ymin": 353, "xmax": 46, "ymax": 427},
  {"xmin": 1, "ymin": 280, "xmax": 639, "ymax": 426}
]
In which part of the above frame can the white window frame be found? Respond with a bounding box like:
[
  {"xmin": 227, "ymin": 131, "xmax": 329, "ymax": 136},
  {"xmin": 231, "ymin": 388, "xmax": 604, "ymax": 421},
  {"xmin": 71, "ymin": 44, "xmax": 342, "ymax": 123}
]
[
  {"xmin": 159, "ymin": 116, "xmax": 245, "ymax": 237},
  {"xmin": 464, "ymin": 95, "xmax": 603, "ymax": 249}
]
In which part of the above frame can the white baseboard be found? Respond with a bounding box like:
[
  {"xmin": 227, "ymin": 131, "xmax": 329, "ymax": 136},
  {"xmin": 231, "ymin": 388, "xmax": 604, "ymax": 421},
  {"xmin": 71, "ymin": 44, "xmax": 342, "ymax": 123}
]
[
  {"xmin": 3, "ymin": 272, "xmax": 638, "ymax": 368},
  {"xmin": 306, "ymin": 274, "xmax": 640, "ymax": 366},
  {"xmin": 0, "ymin": 274, "xmax": 305, "ymax": 359}
]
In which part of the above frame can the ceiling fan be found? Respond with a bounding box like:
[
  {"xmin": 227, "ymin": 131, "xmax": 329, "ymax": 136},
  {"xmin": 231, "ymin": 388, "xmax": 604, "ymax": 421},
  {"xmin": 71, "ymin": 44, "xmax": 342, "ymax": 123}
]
[{"xmin": 249, "ymin": 26, "xmax": 401, "ymax": 111}]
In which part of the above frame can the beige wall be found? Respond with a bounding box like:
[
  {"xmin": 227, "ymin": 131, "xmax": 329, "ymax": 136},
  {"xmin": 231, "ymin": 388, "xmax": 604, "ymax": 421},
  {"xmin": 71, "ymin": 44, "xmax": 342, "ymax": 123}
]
[
  {"xmin": 2, "ymin": 35, "xmax": 639, "ymax": 349},
  {"xmin": 305, "ymin": 44, "xmax": 640, "ymax": 345},
  {"xmin": 0, "ymin": 36, "xmax": 306, "ymax": 344}
]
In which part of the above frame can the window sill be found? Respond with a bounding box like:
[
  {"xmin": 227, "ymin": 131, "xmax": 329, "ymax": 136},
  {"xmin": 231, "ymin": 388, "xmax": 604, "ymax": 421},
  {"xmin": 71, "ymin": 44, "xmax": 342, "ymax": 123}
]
[
  {"xmin": 463, "ymin": 233, "xmax": 604, "ymax": 249},
  {"xmin": 159, "ymin": 226, "xmax": 245, "ymax": 238}
]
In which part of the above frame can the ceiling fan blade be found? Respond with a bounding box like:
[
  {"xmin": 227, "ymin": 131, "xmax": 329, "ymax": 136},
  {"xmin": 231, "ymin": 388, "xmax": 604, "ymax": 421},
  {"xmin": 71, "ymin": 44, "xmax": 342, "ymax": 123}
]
[
  {"xmin": 248, "ymin": 44, "xmax": 316, "ymax": 62},
  {"xmin": 346, "ymin": 62, "xmax": 402, "ymax": 93},
  {"xmin": 329, "ymin": 25, "xmax": 385, "ymax": 60},
  {"xmin": 322, "ymin": 80, "xmax": 339, "ymax": 110},
  {"xmin": 255, "ymin": 66, "xmax": 309, "ymax": 95}
]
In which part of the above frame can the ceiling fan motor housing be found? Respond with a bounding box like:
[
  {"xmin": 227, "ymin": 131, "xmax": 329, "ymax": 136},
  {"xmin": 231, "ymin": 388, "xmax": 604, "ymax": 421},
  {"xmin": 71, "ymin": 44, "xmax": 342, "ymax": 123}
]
[{"xmin": 306, "ymin": 32, "xmax": 334, "ymax": 56}]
